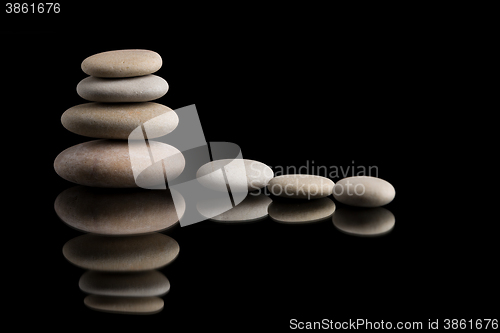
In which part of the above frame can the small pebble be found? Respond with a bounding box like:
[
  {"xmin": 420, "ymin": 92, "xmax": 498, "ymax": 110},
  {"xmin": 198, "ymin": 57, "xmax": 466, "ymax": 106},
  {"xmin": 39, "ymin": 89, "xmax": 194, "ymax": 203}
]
[
  {"xmin": 81, "ymin": 49, "xmax": 162, "ymax": 78},
  {"xmin": 197, "ymin": 159, "xmax": 273, "ymax": 192},
  {"xmin": 332, "ymin": 176, "xmax": 395, "ymax": 207},
  {"xmin": 76, "ymin": 75, "xmax": 168, "ymax": 102},
  {"xmin": 267, "ymin": 174, "xmax": 334, "ymax": 199}
]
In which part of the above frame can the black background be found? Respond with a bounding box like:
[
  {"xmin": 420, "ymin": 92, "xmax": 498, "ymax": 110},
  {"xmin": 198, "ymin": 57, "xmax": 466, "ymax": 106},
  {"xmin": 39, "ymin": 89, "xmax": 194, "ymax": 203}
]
[{"xmin": 2, "ymin": 4, "xmax": 497, "ymax": 331}]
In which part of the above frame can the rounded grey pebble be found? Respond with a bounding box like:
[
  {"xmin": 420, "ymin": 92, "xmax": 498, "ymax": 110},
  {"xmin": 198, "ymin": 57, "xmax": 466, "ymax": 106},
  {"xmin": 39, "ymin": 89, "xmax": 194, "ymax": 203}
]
[
  {"xmin": 79, "ymin": 270, "xmax": 170, "ymax": 297},
  {"xmin": 76, "ymin": 75, "xmax": 168, "ymax": 102},
  {"xmin": 332, "ymin": 176, "xmax": 395, "ymax": 207},
  {"xmin": 267, "ymin": 174, "xmax": 334, "ymax": 199}
]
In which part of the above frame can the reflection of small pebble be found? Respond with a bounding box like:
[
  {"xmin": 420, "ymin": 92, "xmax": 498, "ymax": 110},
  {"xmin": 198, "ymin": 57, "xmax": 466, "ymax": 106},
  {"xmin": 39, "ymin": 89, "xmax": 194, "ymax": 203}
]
[
  {"xmin": 269, "ymin": 197, "xmax": 336, "ymax": 223},
  {"xmin": 332, "ymin": 206, "xmax": 395, "ymax": 236},
  {"xmin": 84, "ymin": 295, "xmax": 164, "ymax": 315},
  {"xmin": 79, "ymin": 270, "xmax": 170, "ymax": 297}
]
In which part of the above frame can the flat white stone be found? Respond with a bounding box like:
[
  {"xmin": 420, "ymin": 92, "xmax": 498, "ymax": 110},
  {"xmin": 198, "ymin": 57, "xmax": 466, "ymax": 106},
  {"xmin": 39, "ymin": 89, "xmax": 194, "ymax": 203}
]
[
  {"xmin": 63, "ymin": 233, "xmax": 180, "ymax": 271},
  {"xmin": 61, "ymin": 102, "xmax": 178, "ymax": 139},
  {"xmin": 77, "ymin": 75, "xmax": 168, "ymax": 102},
  {"xmin": 84, "ymin": 295, "xmax": 164, "ymax": 314},
  {"xmin": 267, "ymin": 174, "xmax": 334, "ymax": 199},
  {"xmin": 55, "ymin": 186, "xmax": 184, "ymax": 235},
  {"xmin": 196, "ymin": 159, "xmax": 273, "ymax": 192},
  {"xmin": 332, "ymin": 176, "xmax": 395, "ymax": 207},
  {"xmin": 332, "ymin": 206, "xmax": 395, "ymax": 236},
  {"xmin": 81, "ymin": 49, "xmax": 162, "ymax": 78},
  {"xmin": 268, "ymin": 197, "xmax": 336, "ymax": 223},
  {"xmin": 79, "ymin": 270, "xmax": 170, "ymax": 297},
  {"xmin": 197, "ymin": 192, "xmax": 272, "ymax": 222}
]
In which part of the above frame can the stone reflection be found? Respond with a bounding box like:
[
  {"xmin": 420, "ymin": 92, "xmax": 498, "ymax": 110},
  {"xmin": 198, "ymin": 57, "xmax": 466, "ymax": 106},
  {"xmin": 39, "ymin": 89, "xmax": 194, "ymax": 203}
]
[
  {"xmin": 79, "ymin": 270, "xmax": 170, "ymax": 297},
  {"xmin": 332, "ymin": 206, "xmax": 395, "ymax": 237},
  {"xmin": 268, "ymin": 197, "xmax": 336, "ymax": 224},
  {"xmin": 55, "ymin": 186, "xmax": 185, "ymax": 235},
  {"xmin": 197, "ymin": 192, "xmax": 272, "ymax": 223},
  {"xmin": 80, "ymin": 270, "xmax": 169, "ymax": 314},
  {"xmin": 63, "ymin": 233, "xmax": 179, "ymax": 272},
  {"xmin": 84, "ymin": 295, "xmax": 164, "ymax": 315}
]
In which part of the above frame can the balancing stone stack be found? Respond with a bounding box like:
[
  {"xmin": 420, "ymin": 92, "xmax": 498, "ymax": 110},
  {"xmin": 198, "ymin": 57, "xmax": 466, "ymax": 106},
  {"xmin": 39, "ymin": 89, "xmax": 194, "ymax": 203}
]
[
  {"xmin": 54, "ymin": 49, "xmax": 182, "ymax": 314},
  {"xmin": 55, "ymin": 49, "xmax": 183, "ymax": 188}
]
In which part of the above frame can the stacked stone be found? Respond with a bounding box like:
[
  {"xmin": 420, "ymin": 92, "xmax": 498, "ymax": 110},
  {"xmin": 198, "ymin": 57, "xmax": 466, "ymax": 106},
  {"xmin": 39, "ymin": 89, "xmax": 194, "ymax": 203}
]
[{"xmin": 54, "ymin": 49, "xmax": 182, "ymax": 314}]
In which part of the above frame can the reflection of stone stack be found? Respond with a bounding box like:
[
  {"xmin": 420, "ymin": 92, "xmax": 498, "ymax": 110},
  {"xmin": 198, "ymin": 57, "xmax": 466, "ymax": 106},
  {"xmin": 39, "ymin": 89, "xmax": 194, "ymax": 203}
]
[{"xmin": 54, "ymin": 49, "xmax": 183, "ymax": 314}]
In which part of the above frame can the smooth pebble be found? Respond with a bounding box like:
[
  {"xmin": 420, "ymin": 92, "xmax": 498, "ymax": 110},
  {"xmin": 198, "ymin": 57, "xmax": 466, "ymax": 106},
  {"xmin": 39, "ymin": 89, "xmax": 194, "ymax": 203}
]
[
  {"xmin": 77, "ymin": 75, "xmax": 168, "ymax": 102},
  {"xmin": 332, "ymin": 176, "xmax": 395, "ymax": 207},
  {"xmin": 54, "ymin": 139, "xmax": 185, "ymax": 188},
  {"xmin": 62, "ymin": 233, "xmax": 180, "ymax": 271},
  {"xmin": 197, "ymin": 159, "xmax": 273, "ymax": 192},
  {"xmin": 79, "ymin": 270, "xmax": 170, "ymax": 297},
  {"xmin": 61, "ymin": 102, "xmax": 178, "ymax": 139},
  {"xmin": 54, "ymin": 186, "xmax": 184, "ymax": 235},
  {"xmin": 81, "ymin": 49, "xmax": 162, "ymax": 78},
  {"xmin": 267, "ymin": 174, "xmax": 334, "ymax": 199}
]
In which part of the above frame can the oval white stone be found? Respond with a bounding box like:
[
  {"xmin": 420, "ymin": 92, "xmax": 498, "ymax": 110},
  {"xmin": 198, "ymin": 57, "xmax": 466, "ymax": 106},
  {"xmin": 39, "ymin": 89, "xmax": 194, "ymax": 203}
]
[
  {"xmin": 332, "ymin": 176, "xmax": 395, "ymax": 207},
  {"xmin": 267, "ymin": 174, "xmax": 334, "ymax": 199},
  {"xmin": 196, "ymin": 159, "xmax": 273, "ymax": 192},
  {"xmin": 77, "ymin": 75, "xmax": 168, "ymax": 102}
]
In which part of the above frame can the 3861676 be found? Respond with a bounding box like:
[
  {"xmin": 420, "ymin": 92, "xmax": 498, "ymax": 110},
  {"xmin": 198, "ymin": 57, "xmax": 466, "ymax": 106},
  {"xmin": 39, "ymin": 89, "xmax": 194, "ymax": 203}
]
[{"xmin": 5, "ymin": 3, "xmax": 60, "ymax": 13}]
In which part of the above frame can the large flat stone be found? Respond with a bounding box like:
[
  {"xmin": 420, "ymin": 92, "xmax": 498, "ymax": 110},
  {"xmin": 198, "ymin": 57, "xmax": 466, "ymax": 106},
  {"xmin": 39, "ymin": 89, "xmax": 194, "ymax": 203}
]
[
  {"xmin": 54, "ymin": 139, "xmax": 184, "ymax": 188},
  {"xmin": 61, "ymin": 102, "xmax": 178, "ymax": 139}
]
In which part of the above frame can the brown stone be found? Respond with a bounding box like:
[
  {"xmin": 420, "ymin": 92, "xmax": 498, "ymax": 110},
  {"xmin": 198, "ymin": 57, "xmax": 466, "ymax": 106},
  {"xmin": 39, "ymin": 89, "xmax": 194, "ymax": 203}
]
[
  {"xmin": 54, "ymin": 139, "xmax": 185, "ymax": 188},
  {"xmin": 61, "ymin": 102, "xmax": 178, "ymax": 139},
  {"xmin": 81, "ymin": 49, "xmax": 162, "ymax": 78}
]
